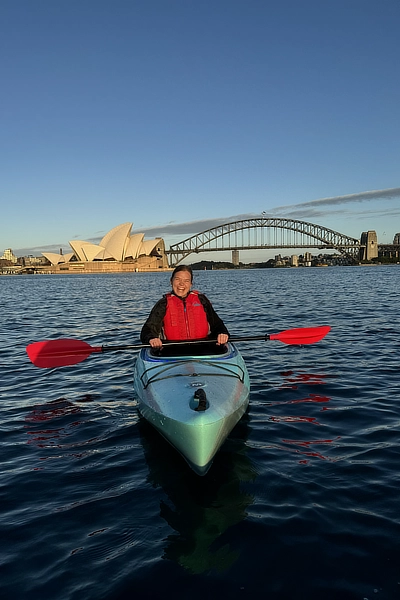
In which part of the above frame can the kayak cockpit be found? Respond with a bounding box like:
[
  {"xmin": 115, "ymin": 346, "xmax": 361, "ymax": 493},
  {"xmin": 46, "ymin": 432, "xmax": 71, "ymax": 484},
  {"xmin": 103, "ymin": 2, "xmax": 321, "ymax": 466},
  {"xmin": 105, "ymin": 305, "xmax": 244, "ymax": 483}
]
[{"xmin": 149, "ymin": 341, "xmax": 229, "ymax": 357}]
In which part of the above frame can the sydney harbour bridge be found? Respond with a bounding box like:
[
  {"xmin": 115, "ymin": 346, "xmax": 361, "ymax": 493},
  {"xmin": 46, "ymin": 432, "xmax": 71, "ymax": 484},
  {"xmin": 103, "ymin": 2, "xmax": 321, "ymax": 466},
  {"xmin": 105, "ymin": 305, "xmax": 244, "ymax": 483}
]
[{"xmin": 165, "ymin": 217, "xmax": 373, "ymax": 266}]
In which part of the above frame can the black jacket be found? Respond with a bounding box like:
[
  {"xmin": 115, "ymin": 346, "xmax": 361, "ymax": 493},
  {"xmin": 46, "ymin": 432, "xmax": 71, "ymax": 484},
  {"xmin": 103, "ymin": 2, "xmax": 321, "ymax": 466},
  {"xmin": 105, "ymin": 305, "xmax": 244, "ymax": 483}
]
[{"xmin": 140, "ymin": 293, "xmax": 229, "ymax": 344}]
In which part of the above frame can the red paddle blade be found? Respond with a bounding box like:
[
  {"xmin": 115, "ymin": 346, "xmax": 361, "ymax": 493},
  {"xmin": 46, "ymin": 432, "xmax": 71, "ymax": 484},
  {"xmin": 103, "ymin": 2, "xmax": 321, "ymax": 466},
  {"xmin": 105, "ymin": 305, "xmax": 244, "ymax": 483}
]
[
  {"xmin": 26, "ymin": 339, "xmax": 102, "ymax": 368},
  {"xmin": 269, "ymin": 325, "xmax": 331, "ymax": 345}
]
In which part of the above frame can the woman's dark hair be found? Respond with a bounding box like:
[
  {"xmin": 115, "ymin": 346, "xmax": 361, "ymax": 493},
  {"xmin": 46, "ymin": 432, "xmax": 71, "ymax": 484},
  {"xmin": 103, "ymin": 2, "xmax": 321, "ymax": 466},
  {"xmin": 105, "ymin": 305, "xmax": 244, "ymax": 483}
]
[{"xmin": 170, "ymin": 265, "xmax": 193, "ymax": 282}]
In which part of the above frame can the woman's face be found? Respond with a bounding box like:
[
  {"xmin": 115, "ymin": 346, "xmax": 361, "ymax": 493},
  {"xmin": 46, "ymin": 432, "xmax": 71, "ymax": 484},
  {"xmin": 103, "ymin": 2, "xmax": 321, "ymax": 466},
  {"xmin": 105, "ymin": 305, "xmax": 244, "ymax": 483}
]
[{"xmin": 171, "ymin": 271, "xmax": 192, "ymax": 298}]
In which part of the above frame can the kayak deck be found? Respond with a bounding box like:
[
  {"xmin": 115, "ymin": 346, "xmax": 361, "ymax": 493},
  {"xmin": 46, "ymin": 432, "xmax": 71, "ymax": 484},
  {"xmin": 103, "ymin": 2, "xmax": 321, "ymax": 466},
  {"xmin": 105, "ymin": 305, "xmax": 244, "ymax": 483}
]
[{"xmin": 133, "ymin": 342, "xmax": 250, "ymax": 475}]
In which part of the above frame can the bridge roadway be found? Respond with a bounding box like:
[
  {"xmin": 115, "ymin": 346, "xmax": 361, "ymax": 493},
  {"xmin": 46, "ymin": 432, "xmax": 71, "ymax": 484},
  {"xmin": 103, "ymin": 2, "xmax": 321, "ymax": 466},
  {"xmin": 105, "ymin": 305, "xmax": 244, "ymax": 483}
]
[{"xmin": 165, "ymin": 218, "xmax": 364, "ymax": 266}]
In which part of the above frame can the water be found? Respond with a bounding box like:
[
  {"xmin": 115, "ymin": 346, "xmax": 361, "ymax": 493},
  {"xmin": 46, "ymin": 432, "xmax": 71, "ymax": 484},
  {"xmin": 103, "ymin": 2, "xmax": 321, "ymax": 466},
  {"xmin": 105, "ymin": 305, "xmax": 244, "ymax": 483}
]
[{"xmin": 1, "ymin": 267, "xmax": 400, "ymax": 599}]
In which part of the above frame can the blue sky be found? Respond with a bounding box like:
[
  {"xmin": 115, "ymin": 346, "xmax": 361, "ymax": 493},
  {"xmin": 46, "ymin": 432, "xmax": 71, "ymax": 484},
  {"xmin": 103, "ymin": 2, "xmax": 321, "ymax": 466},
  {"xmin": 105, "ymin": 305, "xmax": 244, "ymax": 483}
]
[{"xmin": 1, "ymin": 0, "xmax": 399, "ymax": 259}]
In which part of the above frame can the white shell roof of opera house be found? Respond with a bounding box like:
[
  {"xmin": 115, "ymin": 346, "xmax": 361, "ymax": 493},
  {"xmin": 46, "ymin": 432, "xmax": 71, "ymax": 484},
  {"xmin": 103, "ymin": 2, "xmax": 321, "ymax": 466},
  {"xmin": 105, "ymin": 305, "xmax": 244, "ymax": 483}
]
[{"xmin": 42, "ymin": 223, "xmax": 164, "ymax": 265}]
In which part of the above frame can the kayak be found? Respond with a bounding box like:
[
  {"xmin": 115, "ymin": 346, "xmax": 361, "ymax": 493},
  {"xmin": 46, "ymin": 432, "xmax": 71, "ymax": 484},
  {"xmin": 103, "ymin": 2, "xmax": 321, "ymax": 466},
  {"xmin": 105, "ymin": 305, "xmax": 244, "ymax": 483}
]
[{"xmin": 133, "ymin": 341, "xmax": 250, "ymax": 475}]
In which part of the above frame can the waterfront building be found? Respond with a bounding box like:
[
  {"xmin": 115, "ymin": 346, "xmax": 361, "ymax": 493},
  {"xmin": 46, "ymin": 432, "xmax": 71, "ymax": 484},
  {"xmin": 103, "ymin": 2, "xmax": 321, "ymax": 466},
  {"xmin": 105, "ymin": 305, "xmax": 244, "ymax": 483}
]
[
  {"xmin": 41, "ymin": 223, "xmax": 170, "ymax": 273},
  {"xmin": 303, "ymin": 251, "xmax": 312, "ymax": 267},
  {"xmin": 1, "ymin": 248, "xmax": 18, "ymax": 264}
]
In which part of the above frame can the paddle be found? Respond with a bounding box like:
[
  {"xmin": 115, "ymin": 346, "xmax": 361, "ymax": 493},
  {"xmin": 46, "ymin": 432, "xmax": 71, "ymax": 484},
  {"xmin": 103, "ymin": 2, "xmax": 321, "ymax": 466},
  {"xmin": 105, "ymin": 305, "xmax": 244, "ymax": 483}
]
[{"xmin": 26, "ymin": 325, "xmax": 330, "ymax": 369}]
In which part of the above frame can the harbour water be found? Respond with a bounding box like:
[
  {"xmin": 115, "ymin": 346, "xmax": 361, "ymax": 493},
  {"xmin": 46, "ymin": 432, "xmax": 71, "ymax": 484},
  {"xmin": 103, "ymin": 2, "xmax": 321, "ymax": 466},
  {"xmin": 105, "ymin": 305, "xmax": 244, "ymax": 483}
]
[{"xmin": 1, "ymin": 266, "xmax": 400, "ymax": 599}]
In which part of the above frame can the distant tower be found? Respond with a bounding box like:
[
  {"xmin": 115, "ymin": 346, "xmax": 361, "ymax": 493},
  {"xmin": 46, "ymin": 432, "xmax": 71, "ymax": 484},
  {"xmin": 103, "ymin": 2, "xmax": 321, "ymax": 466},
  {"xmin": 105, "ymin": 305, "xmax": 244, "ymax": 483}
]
[
  {"xmin": 360, "ymin": 231, "xmax": 378, "ymax": 261},
  {"xmin": 232, "ymin": 249, "xmax": 239, "ymax": 266}
]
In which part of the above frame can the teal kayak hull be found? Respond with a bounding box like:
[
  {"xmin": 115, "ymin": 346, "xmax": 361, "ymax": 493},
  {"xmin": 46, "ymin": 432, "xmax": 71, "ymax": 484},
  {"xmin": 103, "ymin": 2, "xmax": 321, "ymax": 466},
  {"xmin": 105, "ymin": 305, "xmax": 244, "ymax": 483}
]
[{"xmin": 133, "ymin": 343, "xmax": 250, "ymax": 475}]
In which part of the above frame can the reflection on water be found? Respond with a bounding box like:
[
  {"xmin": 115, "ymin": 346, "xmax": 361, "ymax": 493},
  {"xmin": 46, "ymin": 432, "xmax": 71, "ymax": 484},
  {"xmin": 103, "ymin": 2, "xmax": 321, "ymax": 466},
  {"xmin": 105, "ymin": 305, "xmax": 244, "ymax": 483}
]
[
  {"xmin": 268, "ymin": 414, "xmax": 322, "ymax": 424},
  {"xmin": 281, "ymin": 436, "xmax": 341, "ymax": 463},
  {"xmin": 261, "ymin": 369, "xmax": 341, "ymax": 463},
  {"xmin": 279, "ymin": 371, "xmax": 333, "ymax": 389},
  {"xmin": 24, "ymin": 397, "xmax": 105, "ymax": 468},
  {"xmin": 25, "ymin": 399, "xmax": 82, "ymax": 422},
  {"xmin": 25, "ymin": 399, "xmax": 84, "ymax": 449},
  {"xmin": 138, "ymin": 415, "xmax": 256, "ymax": 574}
]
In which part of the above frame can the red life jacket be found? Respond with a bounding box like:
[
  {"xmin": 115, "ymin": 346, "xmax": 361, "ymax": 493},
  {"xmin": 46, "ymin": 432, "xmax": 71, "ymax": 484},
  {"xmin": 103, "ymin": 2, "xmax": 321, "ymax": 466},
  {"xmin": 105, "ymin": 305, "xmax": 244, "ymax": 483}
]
[{"xmin": 163, "ymin": 291, "xmax": 210, "ymax": 340}]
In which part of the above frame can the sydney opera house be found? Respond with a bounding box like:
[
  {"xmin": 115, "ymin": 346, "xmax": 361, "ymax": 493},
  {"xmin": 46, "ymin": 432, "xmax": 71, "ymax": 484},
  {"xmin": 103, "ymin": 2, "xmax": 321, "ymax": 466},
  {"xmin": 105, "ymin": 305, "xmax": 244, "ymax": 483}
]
[{"xmin": 42, "ymin": 223, "xmax": 170, "ymax": 273}]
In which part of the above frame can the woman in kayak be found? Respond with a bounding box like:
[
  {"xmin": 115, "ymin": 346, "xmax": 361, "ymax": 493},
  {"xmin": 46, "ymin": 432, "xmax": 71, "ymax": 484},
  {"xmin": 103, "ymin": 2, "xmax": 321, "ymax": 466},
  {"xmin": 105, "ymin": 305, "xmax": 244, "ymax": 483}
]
[{"xmin": 141, "ymin": 265, "xmax": 229, "ymax": 349}]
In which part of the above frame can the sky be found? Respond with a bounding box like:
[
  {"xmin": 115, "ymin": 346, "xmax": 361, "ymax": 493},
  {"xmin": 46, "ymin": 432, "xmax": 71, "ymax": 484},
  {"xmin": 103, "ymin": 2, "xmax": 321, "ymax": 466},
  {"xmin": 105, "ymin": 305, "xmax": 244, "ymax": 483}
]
[{"xmin": 1, "ymin": 0, "xmax": 400, "ymax": 260}]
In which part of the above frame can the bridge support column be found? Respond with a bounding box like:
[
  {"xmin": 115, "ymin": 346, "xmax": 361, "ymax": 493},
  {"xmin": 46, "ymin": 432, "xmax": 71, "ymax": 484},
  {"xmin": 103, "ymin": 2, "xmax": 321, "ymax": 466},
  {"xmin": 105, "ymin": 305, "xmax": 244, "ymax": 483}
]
[
  {"xmin": 360, "ymin": 230, "xmax": 378, "ymax": 261},
  {"xmin": 232, "ymin": 249, "xmax": 239, "ymax": 266}
]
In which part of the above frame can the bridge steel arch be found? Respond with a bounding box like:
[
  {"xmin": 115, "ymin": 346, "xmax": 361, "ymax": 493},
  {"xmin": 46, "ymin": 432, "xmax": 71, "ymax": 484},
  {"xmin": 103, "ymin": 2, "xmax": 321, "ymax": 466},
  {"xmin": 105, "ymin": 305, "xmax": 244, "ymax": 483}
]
[{"xmin": 166, "ymin": 218, "xmax": 361, "ymax": 266}]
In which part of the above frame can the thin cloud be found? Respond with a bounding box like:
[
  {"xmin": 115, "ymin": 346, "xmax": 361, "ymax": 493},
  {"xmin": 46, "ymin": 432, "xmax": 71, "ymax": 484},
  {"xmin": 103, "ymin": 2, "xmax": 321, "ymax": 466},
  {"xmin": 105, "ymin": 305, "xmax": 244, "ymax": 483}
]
[
  {"xmin": 273, "ymin": 187, "xmax": 400, "ymax": 212},
  {"xmin": 280, "ymin": 205, "xmax": 400, "ymax": 224},
  {"xmin": 344, "ymin": 206, "xmax": 400, "ymax": 219},
  {"xmin": 270, "ymin": 188, "xmax": 400, "ymax": 223},
  {"xmin": 276, "ymin": 208, "xmax": 347, "ymax": 221},
  {"xmin": 132, "ymin": 214, "xmax": 257, "ymax": 237},
  {"xmin": 14, "ymin": 243, "xmax": 71, "ymax": 255}
]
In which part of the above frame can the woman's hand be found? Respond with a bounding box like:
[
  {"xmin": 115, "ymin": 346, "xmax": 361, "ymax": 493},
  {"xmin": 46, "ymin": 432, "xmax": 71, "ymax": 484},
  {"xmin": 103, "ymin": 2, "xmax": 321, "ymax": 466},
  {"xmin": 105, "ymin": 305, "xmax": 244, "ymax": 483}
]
[
  {"xmin": 149, "ymin": 337, "xmax": 163, "ymax": 348},
  {"xmin": 216, "ymin": 333, "xmax": 229, "ymax": 345}
]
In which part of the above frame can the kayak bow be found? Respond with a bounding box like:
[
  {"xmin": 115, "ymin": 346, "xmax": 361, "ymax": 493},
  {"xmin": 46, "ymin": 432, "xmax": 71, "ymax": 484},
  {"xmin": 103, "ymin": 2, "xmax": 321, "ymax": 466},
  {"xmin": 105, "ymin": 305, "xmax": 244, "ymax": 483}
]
[{"xmin": 133, "ymin": 342, "xmax": 250, "ymax": 475}]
